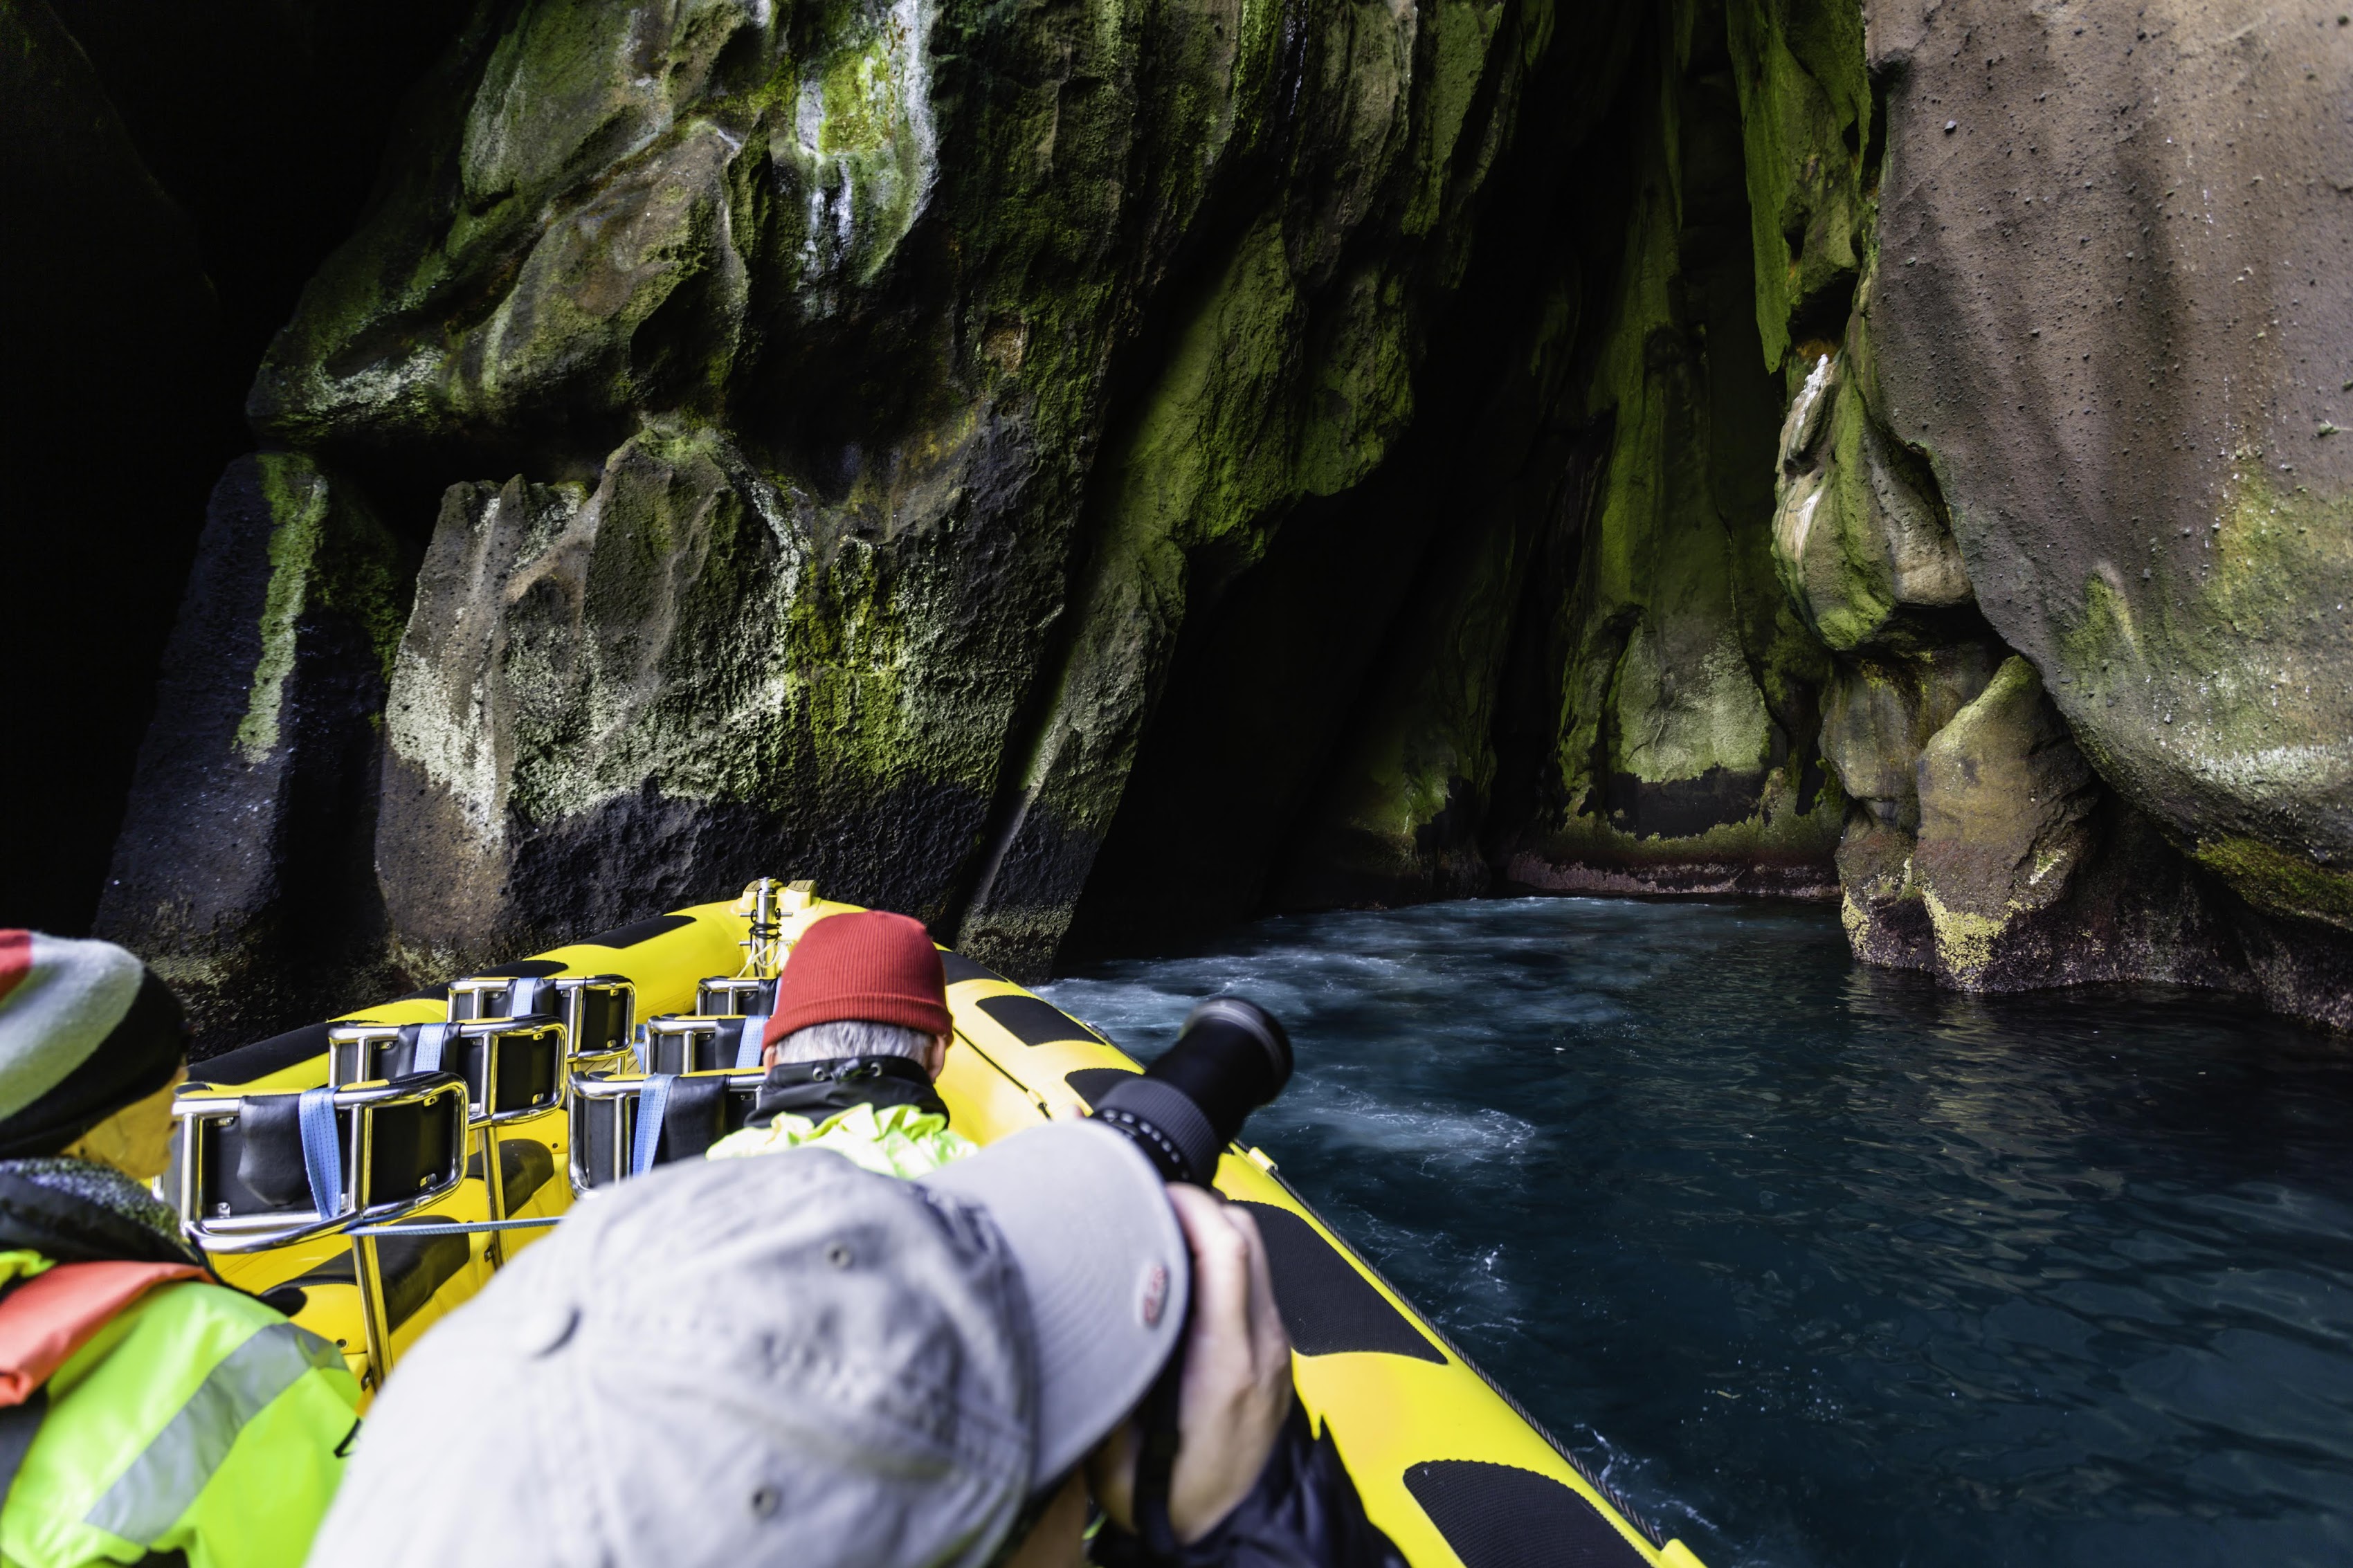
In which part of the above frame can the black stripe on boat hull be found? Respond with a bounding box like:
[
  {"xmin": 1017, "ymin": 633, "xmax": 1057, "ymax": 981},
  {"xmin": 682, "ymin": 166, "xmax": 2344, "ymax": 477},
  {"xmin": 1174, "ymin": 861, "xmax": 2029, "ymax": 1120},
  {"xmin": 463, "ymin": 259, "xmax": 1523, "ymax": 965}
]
[
  {"xmin": 572, "ymin": 914, "xmax": 695, "ymax": 950},
  {"xmin": 1063, "ymin": 1068, "xmax": 1138, "ymax": 1107},
  {"xmin": 1403, "ymin": 1460, "xmax": 1648, "ymax": 1568},
  {"xmin": 1234, "ymin": 1202, "xmax": 1444, "ymax": 1362},
  {"xmin": 941, "ymin": 950, "xmax": 1008, "ymax": 986},
  {"xmin": 193, "ymin": 1021, "xmax": 334, "ymax": 1084},
  {"xmin": 975, "ymin": 995, "xmax": 1101, "ymax": 1048}
]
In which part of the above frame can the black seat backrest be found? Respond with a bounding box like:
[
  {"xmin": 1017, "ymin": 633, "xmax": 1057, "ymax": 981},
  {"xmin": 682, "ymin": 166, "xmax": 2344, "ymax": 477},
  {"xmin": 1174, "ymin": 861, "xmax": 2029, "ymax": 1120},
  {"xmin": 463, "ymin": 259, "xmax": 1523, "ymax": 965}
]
[
  {"xmin": 450, "ymin": 974, "xmax": 633, "ymax": 1056},
  {"xmin": 655, "ymin": 1076, "xmax": 738, "ymax": 1162},
  {"xmin": 178, "ymin": 1074, "xmax": 470, "ymax": 1239},
  {"xmin": 644, "ymin": 1017, "xmax": 758, "ymax": 1075},
  {"xmin": 572, "ymin": 1072, "xmax": 759, "ymax": 1189},
  {"xmin": 360, "ymin": 1084, "xmax": 468, "ymax": 1206},
  {"xmin": 571, "ymin": 983, "xmax": 633, "ymax": 1054},
  {"xmin": 446, "ymin": 968, "xmax": 563, "ymax": 1021},
  {"xmin": 481, "ymin": 1022, "xmax": 561, "ymax": 1118},
  {"xmin": 367, "ymin": 1023, "xmax": 446, "ymax": 1083},
  {"xmin": 207, "ymin": 1075, "xmax": 457, "ymax": 1216},
  {"xmin": 349, "ymin": 1021, "xmax": 561, "ymax": 1118},
  {"xmin": 228, "ymin": 1094, "xmax": 324, "ymax": 1212},
  {"xmin": 575, "ymin": 1091, "xmax": 624, "ymax": 1189},
  {"xmin": 695, "ymin": 977, "xmax": 778, "ymax": 1017}
]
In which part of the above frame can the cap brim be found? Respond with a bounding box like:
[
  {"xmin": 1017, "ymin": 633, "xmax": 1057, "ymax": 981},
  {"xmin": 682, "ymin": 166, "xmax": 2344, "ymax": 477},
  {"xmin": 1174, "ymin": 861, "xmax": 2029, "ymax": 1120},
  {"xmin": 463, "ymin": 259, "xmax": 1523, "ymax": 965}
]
[{"xmin": 919, "ymin": 1121, "xmax": 1188, "ymax": 1482}]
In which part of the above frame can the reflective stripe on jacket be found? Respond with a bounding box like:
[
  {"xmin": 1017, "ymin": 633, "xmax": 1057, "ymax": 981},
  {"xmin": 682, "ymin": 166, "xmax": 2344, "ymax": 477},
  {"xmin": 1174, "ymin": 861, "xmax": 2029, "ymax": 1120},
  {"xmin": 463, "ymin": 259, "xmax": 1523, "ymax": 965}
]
[
  {"xmin": 705, "ymin": 1100, "xmax": 978, "ymax": 1177},
  {"xmin": 0, "ymin": 1273, "xmax": 361, "ymax": 1568}
]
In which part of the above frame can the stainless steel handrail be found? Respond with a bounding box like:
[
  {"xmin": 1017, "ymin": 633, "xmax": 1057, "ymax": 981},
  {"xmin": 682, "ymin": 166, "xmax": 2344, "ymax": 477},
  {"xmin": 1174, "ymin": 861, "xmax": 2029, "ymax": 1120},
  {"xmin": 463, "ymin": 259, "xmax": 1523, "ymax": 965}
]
[
  {"xmin": 566, "ymin": 1068, "xmax": 764, "ymax": 1193},
  {"xmin": 449, "ymin": 974, "xmax": 635, "ymax": 1057},
  {"xmin": 174, "ymin": 1074, "xmax": 472, "ymax": 1383},
  {"xmin": 322, "ymin": 1019, "xmax": 566, "ymax": 1266},
  {"xmin": 639, "ymin": 1014, "xmax": 767, "ymax": 1075}
]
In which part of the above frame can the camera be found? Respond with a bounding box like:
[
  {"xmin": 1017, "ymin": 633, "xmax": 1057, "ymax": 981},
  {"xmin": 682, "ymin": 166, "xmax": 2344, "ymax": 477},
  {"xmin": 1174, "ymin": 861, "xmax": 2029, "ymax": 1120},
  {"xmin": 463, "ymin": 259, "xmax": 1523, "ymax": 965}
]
[{"xmin": 1090, "ymin": 997, "xmax": 1292, "ymax": 1185}]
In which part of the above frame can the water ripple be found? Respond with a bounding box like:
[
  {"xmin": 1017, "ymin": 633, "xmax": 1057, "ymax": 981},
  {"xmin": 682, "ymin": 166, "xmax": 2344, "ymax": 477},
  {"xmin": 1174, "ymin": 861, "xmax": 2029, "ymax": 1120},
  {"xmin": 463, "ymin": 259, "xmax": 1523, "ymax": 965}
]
[{"xmin": 1042, "ymin": 897, "xmax": 2353, "ymax": 1568}]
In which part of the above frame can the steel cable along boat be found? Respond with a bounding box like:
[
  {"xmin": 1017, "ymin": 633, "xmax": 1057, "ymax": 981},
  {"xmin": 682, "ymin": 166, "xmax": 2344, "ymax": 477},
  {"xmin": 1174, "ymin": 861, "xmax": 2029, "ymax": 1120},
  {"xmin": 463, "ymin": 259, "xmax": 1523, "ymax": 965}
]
[{"xmin": 173, "ymin": 882, "xmax": 1708, "ymax": 1568}]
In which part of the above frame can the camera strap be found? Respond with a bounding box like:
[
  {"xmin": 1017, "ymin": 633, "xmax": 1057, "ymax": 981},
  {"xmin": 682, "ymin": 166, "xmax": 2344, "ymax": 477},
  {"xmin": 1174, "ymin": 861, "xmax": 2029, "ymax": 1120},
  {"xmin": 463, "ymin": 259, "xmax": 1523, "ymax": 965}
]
[{"xmin": 1131, "ymin": 1330, "xmax": 1188, "ymax": 1566}]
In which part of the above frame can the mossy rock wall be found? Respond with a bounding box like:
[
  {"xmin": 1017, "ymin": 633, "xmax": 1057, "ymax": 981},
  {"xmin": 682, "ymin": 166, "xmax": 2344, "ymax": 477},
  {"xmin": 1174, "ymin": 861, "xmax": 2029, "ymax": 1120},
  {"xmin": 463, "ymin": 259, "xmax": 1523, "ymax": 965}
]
[
  {"xmin": 2, "ymin": 0, "xmax": 471, "ymax": 937},
  {"xmin": 73, "ymin": 0, "xmax": 2350, "ymax": 1034},
  {"xmin": 1473, "ymin": 0, "xmax": 1845, "ymax": 902},
  {"xmin": 1864, "ymin": 0, "xmax": 2352, "ymax": 912},
  {"xmin": 1772, "ymin": 0, "xmax": 2352, "ymax": 1027},
  {"xmin": 143, "ymin": 0, "xmax": 1636, "ymax": 990},
  {"xmin": 96, "ymin": 455, "xmax": 413, "ymax": 1048}
]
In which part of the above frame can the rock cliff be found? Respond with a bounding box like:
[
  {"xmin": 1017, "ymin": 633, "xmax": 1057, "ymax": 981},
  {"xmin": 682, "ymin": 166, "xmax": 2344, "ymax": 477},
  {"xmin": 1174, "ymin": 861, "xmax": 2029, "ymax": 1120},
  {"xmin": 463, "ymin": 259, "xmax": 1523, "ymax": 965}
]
[
  {"xmin": 24, "ymin": 0, "xmax": 2340, "ymax": 1043},
  {"xmin": 1, "ymin": 0, "xmax": 467, "ymax": 938},
  {"xmin": 1777, "ymin": 0, "xmax": 2352, "ymax": 1024}
]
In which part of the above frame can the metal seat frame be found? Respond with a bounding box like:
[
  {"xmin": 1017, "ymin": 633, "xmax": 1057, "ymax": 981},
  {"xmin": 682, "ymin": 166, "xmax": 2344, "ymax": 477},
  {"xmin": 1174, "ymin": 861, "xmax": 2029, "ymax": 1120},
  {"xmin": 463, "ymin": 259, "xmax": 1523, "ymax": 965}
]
[
  {"xmin": 694, "ymin": 976, "xmax": 773, "ymax": 1017},
  {"xmin": 637, "ymin": 1014, "xmax": 768, "ymax": 1076},
  {"xmin": 567, "ymin": 1069, "xmax": 765, "ymax": 1193},
  {"xmin": 448, "ymin": 973, "xmax": 635, "ymax": 1057},
  {"xmin": 325, "ymin": 1017, "xmax": 567, "ymax": 1264},
  {"xmin": 174, "ymin": 1075, "xmax": 470, "ymax": 1379}
]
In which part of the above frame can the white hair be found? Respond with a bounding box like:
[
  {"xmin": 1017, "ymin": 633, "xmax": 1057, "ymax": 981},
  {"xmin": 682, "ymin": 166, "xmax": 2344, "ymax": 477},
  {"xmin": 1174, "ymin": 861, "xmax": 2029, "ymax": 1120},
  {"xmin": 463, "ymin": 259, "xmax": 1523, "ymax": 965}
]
[{"xmin": 770, "ymin": 1019, "xmax": 935, "ymax": 1066}]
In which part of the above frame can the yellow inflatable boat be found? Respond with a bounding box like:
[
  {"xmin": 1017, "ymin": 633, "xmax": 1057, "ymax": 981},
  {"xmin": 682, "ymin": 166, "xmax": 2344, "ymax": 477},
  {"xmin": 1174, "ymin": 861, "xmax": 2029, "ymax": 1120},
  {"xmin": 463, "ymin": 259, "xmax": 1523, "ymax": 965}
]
[{"xmin": 172, "ymin": 883, "xmax": 1706, "ymax": 1568}]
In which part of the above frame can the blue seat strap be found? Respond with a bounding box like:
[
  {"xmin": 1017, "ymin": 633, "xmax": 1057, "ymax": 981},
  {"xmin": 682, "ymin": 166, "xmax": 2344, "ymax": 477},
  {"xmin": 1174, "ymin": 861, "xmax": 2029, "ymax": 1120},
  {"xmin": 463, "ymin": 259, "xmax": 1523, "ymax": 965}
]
[
  {"xmin": 506, "ymin": 978, "xmax": 543, "ymax": 1017},
  {"xmin": 734, "ymin": 1014, "xmax": 770, "ymax": 1070},
  {"xmin": 411, "ymin": 1023, "xmax": 449, "ymax": 1074},
  {"xmin": 296, "ymin": 1088, "xmax": 343, "ymax": 1217},
  {"xmin": 630, "ymin": 1076, "xmax": 675, "ymax": 1176}
]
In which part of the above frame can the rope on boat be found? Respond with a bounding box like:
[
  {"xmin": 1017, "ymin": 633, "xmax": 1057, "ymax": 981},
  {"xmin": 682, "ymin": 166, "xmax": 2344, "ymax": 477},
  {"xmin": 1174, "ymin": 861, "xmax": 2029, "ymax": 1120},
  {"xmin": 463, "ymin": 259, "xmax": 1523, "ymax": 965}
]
[{"xmin": 348, "ymin": 1216, "xmax": 565, "ymax": 1237}]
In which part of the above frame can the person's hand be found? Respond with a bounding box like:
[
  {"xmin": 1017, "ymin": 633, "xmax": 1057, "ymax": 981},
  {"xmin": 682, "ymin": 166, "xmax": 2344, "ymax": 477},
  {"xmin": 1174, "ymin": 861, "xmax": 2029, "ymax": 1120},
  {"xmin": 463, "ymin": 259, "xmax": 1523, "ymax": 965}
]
[{"xmin": 1087, "ymin": 1183, "xmax": 1293, "ymax": 1543}]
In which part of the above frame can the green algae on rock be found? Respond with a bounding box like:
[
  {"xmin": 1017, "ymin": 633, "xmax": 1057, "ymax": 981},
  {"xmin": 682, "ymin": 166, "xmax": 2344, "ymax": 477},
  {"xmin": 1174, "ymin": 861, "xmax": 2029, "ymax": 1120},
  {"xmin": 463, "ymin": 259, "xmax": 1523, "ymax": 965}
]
[
  {"xmin": 80, "ymin": 0, "xmax": 2353, "ymax": 1036},
  {"xmin": 376, "ymin": 419, "xmax": 1018, "ymax": 976},
  {"xmin": 1911, "ymin": 657, "xmax": 2101, "ymax": 985},
  {"xmin": 96, "ymin": 455, "xmax": 412, "ymax": 1051},
  {"xmin": 1771, "ymin": 345, "xmax": 1972, "ymax": 653},
  {"xmin": 1851, "ymin": 0, "xmax": 2352, "ymax": 1014},
  {"xmin": 1491, "ymin": 3, "xmax": 1842, "ymax": 900},
  {"xmin": 2053, "ymin": 477, "xmax": 2353, "ymax": 929},
  {"xmin": 232, "ymin": 0, "xmax": 1592, "ymax": 987}
]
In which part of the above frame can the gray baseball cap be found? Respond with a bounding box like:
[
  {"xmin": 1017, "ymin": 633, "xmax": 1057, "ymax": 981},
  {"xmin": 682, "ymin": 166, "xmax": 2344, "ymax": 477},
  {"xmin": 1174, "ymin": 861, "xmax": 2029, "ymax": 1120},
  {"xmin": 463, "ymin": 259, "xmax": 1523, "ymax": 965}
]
[{"xmin": 309, "ymin": 1120, "xmax": 1188, "ymax": 1568}]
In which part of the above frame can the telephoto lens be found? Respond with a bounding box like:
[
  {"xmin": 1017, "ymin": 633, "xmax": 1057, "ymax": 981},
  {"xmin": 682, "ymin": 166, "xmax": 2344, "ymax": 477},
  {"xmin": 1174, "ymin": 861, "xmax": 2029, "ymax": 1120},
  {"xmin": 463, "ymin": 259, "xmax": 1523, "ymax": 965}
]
[{"xmin": 1091, "ymin": 997, "xmax": 1293, "ymax": 1185}]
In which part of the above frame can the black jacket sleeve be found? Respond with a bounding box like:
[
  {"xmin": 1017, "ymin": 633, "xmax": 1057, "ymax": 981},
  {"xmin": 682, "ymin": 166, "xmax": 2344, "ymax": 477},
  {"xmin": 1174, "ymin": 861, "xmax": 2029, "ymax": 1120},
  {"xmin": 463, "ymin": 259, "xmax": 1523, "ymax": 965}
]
[{"xmin": 1092, "ymin": 1401, "xmax": 1406, "ymax": 1568}]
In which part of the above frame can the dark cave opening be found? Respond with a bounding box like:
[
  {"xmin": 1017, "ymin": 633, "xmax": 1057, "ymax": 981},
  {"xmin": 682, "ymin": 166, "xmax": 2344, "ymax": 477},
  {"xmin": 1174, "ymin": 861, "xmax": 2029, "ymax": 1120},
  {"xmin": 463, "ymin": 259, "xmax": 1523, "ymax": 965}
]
[{"xmin": 1, "ymin": 0, "xmax": 469, "ymax": 931}]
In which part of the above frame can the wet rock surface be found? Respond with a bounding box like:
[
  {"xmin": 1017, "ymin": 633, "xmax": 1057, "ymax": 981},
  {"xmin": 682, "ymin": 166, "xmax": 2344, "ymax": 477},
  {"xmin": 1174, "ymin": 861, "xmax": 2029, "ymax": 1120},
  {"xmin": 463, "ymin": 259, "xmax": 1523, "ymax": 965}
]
[
  {"xmin": 42, "ymin": 0, "xmax": 2349, "ymax": 1034},
  {"xmin": 1789, "ymin": 0, "xmax": 2352, "ymax": 1025},
  {"xmin": 1, "ymin": 0, "xmax": 468, "ymax": 935},
  {"xmin": 1480, "ymin": 2, "xmax": 1848, "ymax": 905},
  {"xmin": 96, "ymin": 456, "xmax": 412, "ymax": 1048},
  {"xmin": 1864, "ymin": 0, "xmax": 2352, "ymax": 950}
]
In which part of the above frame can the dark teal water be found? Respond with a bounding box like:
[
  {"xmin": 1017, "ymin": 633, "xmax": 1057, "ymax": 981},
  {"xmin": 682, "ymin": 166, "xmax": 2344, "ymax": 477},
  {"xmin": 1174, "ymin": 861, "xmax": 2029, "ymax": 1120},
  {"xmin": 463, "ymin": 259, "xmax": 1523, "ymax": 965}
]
[{"xmin": 1038, "ymin": 897, "xmax": 2353, "ymax": 1568}]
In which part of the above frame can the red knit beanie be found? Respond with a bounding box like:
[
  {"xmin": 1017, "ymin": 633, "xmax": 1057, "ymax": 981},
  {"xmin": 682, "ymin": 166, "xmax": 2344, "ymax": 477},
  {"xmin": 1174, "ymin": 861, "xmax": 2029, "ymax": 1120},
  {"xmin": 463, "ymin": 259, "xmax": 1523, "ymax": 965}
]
[{"xmin": 762, "ymin": 911, "xmax": 952, "ymax": 1049}]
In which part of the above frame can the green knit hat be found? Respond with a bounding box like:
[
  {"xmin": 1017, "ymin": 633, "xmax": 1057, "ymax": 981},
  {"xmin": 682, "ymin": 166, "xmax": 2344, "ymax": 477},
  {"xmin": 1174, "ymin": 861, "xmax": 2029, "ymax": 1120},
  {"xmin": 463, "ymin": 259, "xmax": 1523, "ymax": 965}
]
[{"xmin": 0, "ymin": 932, "xmax": 188, "ymax": 1158}]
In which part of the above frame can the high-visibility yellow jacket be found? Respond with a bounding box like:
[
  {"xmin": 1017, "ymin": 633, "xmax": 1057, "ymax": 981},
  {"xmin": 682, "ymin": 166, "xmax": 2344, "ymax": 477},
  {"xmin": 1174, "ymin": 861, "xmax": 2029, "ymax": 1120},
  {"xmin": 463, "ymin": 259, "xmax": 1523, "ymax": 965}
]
[
  {"xmin": 706, "ymin": 1099, "xmax": 976, "ymax": 1177},
  {"xmin": 0, "ymin": 1244, "xmax": 360, "ymax": 1568}
]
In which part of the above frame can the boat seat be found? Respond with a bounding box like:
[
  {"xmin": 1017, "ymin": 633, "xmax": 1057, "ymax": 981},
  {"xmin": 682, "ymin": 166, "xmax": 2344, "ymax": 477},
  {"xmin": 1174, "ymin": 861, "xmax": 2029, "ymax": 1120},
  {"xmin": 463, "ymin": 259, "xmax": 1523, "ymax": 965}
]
[
  {"xmin": 695, "ymin": 976, "xmax": 778, "ymax": 1017},
  {"xmin": 327, "ymin": 1020, "xmax": 563, "ymax": 1123},
  {"xmin": 641, "ymin": 1014, "xmax": 765, "ymax": 1075},
  {"xmin": 649, "ymin": 1075, "xmax": 741, "ymax": 1163},
  {"xmin": 464, "ymin": 1138, "xmax": 556, "ymax": 1210},
  {"xmin": 257, "ymin": 1219, "xmax": 471, "ymax": 1331},
  {"xmin": 182, "ymin": 1072, "xmax": 459, "ymax": 1219},
  {"xmin": 448, "ymin": 973, "xmax": 636, "ymax": 1057},
  {"xmin": 230, "ymin": 1093, "xmax": 325, "ymax": 1211},
  {"xmin": 569, "ymin": 1070, "xmax": 761, "ymax": 1189},
  {"xmin": 447, "ymin": 972, "xmax": 563, "ymax": 1021}
]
